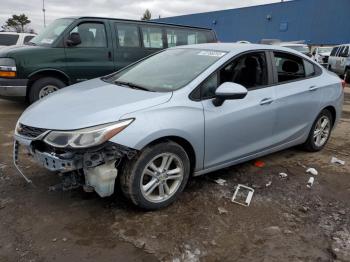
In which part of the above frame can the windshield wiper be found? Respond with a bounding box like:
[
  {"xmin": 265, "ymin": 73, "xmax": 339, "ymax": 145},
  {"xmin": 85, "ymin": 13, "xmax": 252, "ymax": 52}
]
[{"xmin": 114, "ymin": 80, "xmax": 152, "ymax": 91}]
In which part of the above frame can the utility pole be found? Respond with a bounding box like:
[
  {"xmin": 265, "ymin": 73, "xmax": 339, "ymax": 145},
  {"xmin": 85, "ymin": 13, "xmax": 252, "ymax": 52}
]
[{"xmin": 42, "ymin": 0, "xmax": 46, "ymax": 27}]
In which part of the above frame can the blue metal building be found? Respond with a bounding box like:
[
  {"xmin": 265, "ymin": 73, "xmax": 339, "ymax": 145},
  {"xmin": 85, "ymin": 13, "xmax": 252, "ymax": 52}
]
[{"xmin": 156, "ymin": 0, "xmax": 350, "ymax": 45}]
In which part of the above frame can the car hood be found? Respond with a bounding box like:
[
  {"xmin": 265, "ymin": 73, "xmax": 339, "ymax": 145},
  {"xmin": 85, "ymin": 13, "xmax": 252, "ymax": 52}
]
[{"xmin": 19, "ymin": 78, "xmax": 172, "ymax": 130}]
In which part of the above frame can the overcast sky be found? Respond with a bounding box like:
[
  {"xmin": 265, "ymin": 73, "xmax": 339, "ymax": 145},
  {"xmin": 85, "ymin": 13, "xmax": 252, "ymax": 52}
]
[{"xmin": 0, "ymin": 0, "xmax": 283, "ymax": 33}]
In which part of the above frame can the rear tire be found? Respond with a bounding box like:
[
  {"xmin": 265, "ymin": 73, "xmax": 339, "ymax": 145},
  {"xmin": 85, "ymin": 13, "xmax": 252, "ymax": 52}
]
[
  {"xmin": 29, "ymin": 77, "xmax": 66, "ymax": 104},
  {"xmin": 120, "ymin": 141, "xmax": 190, "ymax": 210},
  {"xmin": 303, "ymin": 109, "xmax": 333, "ymax": 152}
]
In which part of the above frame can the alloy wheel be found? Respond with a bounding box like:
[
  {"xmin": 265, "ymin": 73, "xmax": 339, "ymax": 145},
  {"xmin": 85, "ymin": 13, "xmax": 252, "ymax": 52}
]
[
  {"xmin": 313, "ymin": 116, "xmax": 331, "ymax": 147},
  {"xmin": 140, "ymin": 153, "xmax": 184, "ymax": 203}
]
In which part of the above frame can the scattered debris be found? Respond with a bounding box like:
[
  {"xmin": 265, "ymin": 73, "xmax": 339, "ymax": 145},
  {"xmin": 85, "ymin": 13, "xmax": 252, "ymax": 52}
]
[
  {"xmin": 299, "ymin": 206, "xmax": 309, "ymax": 213},
  {"xmin": 307, "ymin": 177, "xmax": 315, "ymax": 188},
  {"xmin": 62, "ymin": 237, "xmax": 67, "ymax": 242},
  {"xmin": 331, "ymin": 229, "xmax": 350, "ymax": 261},
  {"xmin": 254, "ymin": 160, "xmax": 265, "ymax": 168},
  {"xmin": 266, "ymin": 181, "xmax": 272, "ymax": 187},
  {"xmin": 52, "ymin": 238, "xmax": 57, "ymax": 242},
  {"xmin": 232, "ymin": 184, "xmax": 254, "ymax": 207},
  {"xmin": 279, "ymin": 172, "xmax": 288, "ymax": 179},
  {"xmin": 306, "ymin": 168, "xmax": 318, "ymax": 176},
  {"xmin": 263, "ymin": 226, "xmax": 282, "ymax": 236},
  {"xmin": 218, "ymin": 207, "xmax": 228, "ymax": 214},
  {"xmin": 331, "ymin": 156, "xmax": 345, "ymax": 165},
  {"xmin": 214, "ymin": 178, "xmax": 227, "ymax": 186},
  {"xmin": 297, "ymin": 161, "xmax": 307, "ymax": 169}
]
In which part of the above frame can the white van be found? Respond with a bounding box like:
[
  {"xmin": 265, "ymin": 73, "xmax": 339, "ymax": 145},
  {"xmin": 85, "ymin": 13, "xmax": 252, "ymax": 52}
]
[
  {"xmin": 328, "ymin": 44, "xmax": 350, "ymax": 83},
  {"xmin": 0, "ymin": 32, "xmax": 36, "ymax": 49}
]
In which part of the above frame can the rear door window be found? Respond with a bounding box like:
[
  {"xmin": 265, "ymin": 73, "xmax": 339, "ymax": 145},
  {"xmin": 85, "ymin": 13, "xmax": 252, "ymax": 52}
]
[
  {"xmin": 141, "ymin": 26, "xmax": 163, "ymax": 49},
  {"xmin": 116, "ymin": 23, "xmax": 140, "ymax": 47},
  {"xmin": 341, "ymin": 46, "xmax": 349, "ymax": 57},
  {"xmin": 273, "ymin": 52, "xmax": 305, "ymax": 83},
  {"xmin": 336, "ymin": 46, "xmax": 344, "ymax": 57},
  {"xmin": 0, "ymin": 34, "xmax": 19, "ymax": 46}
]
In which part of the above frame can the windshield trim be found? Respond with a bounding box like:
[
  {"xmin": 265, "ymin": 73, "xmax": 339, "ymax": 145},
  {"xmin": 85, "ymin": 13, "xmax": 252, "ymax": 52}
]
[{"xmin": 103, "ymin": 48, "xmax": 228, "ymax": 92}]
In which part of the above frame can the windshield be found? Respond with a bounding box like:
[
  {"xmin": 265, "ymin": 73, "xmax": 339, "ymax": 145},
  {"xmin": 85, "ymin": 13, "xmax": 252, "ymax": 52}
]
[
  {"xmin": 318, "ymin": 47, "xmax": 332, "ymax": 54},
  {"xmin": 286, "ymin": 45, "xmax": 309, "ymax": 53},
  {"xmin": 0, "ymin": 34, "xmax": 19, "ymax": 46},
  {"xmin": 106, "ymin": 49, "xmax": 227, "ymax": 92},
  {"xmin": 30, "ymin": 18, "xmax": 74, "ymax": 46}
]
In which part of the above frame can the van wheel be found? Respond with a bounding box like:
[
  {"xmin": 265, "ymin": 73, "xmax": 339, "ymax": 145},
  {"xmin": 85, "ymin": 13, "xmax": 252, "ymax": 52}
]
[
  {"xmin": 29, "ymin": 77, "xmax": 66, "ymax": 103},
  {"xmin": 303, "ymin": 109, "xmax": 333, "ymax": 152},
  {"xmin": 345, "ymin": 69, "xmax": 350, "ymax": 84},
  {"xmin": 120, "ymin": 141, "xmax": 190, "ymax": 210}
]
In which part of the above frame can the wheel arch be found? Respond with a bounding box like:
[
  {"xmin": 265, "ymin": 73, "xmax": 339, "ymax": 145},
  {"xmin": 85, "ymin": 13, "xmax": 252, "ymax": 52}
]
[
  {"xmin": 142, "ymin": 136, "xmax": 197, "ymax": 175},
  {"xmin": 322, "ymin": 105, "xmax": 336, "ymax": 127},
  {"xmin": 26, "ymin": 69, "xmax": 70, "ymax": 98}
]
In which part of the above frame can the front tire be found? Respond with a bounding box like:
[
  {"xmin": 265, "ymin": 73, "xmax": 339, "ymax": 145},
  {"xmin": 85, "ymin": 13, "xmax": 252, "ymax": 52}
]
[
  {"xmin": 29, "ymin": 77, "xmax": 66, "ymax": 103},
  {"xmin": 120, "ymin": 141, "xmax": 190, "ymax": 210},
  {"xmin": 303, "ymin": 109, "xmax": 333, "ymax": 152}
]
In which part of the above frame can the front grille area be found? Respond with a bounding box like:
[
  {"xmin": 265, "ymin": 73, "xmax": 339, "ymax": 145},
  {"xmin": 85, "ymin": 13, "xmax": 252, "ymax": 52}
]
[
  {"xmin": 323, "ymin": 56, "xmax": 329, "ymax": 64},
  {"xmin": 17, "ymin": 124, "xmax": 47, "ymax": 138}
]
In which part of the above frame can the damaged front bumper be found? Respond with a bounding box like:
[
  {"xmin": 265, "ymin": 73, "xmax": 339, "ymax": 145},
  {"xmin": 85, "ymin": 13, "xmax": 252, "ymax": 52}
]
[{"xmin": 13, "ymin": 134, "xmax": 137, "ymax": 197}]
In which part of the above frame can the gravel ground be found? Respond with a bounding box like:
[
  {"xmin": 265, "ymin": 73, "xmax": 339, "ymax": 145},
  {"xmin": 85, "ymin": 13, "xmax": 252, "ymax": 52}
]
[{"xmin": 0, "ymin": 87, "xmax": 349, "ymax": 262}]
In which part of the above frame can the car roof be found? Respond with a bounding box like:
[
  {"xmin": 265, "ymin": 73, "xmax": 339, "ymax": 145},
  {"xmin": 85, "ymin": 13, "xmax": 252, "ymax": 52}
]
[
  {"xmin": 63, "ymin": 16, "xmax": 213, "ymax": 31},
  {"xmin": 172, "ymin": 43, "xmax": 309, "ymax": 56}
]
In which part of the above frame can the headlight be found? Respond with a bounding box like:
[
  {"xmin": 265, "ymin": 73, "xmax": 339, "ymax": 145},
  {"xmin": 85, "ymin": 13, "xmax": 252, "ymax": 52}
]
[
  {"xmin": 0, "ymin": 58, "xmax": 16, "ymax": 78},
  {"xmin": 43, "ymin": 119, "xmax": 134, "ymax": 148}
]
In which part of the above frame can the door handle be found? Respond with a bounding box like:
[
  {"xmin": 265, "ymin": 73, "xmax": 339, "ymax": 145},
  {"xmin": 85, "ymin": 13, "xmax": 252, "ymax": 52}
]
[
  {"xmin": 260, "ymin": 98, "xmax": 274, "ymax": 105},
  {"xmin": 309, "ymin": 85, "xmax": 318, "ymax": 91}
]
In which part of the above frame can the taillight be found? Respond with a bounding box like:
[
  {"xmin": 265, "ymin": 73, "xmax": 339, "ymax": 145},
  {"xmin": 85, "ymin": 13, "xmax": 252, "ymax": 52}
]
[{"xmin": 341, "ymin": 80, "xmax": 346, "ymax": 90}]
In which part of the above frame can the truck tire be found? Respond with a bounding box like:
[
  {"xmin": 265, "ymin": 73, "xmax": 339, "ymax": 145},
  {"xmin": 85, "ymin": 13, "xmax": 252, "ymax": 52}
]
[
  {"xmin": 120, "ymin": 141, "xmax": 190, "ymax": 210},
  {"xmin": 29, "ymin": 77, "xmax": 66, "ymax": 104}
]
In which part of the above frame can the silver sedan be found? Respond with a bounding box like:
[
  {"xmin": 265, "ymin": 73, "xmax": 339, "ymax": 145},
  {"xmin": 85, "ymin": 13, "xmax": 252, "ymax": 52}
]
[{"xmin": 14, "ymin": 43, "xmax": 344, "ymax": 210}]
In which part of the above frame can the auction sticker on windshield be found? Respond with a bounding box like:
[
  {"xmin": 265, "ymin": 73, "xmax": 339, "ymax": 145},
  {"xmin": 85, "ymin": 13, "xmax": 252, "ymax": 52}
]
[{"xmin": 197, "ymin": 51, "xmax": 226, "ymax": 57}]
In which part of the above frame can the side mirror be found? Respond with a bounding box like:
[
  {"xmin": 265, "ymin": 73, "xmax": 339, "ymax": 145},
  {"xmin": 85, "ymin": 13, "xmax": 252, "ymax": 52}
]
[
  {"xmin": 312, "ymin": 50, "xmax": 316, "ymax": 56},
  {"xmin": 66, "ymin": 32, "xmax": 81, "ymax": 46},
  {"xmin": 213, "ymin": 82, "xmax": 248, "ymax": 107}
]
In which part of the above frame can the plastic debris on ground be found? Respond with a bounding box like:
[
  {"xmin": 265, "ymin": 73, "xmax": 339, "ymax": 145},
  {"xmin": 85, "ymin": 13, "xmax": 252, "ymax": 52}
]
[
  {"xmin": 331, "ymin": 156, "xmax": 345, "ymax": 165},
  {"xmin": 266, "ymin": 181, "xmax": 272, "ymax": 187},
  {"xmin": 306, "ymin": 168, "xmax": 318, "ymax": 176},
  {"xmin": 307, "ymin": 177, "xmax": 315, "ymax": 188},
  {"xmin": 254, "ymin": 160, "xmax": 265, "ymax": 168},
  {"xmin": 218, "ymin": 207, "xmax": 228, "ymax": 214},
  {"xmin": 232, "ymin": 184, "xmax": 254, "ymax": 207},
  {"xmin": 279, "ymin": 172, "xmax": 288, "ymax": 179},
  {"xmin": 214, "ymin": 178, "xmax": 227, "ymax": 186}
]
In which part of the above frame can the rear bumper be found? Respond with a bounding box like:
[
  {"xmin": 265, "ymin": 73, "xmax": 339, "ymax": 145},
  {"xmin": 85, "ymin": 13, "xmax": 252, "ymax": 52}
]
[{"xmin": 0, "ymin": 78, "xmax": 28, "ymax": 99}]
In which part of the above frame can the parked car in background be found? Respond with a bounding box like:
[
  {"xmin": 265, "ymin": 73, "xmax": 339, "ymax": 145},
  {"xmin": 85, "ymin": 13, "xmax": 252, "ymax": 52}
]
[
  {"xmin": 311, "ymin": 46, "xmax": 332, "ymax": 66},
  {"xmin": 0, "ymin": 17, "xmax": 217, "ymax": 103},
  {"xmin": 14, "ymin": 43, "xmax": 344, "ymax": 210},
  {"xmin": 279, "ymin": 43, "xmax": 310, "ymax": 56},
  {"xmin": 328, "ymin": 44, "xmax": 350, "ymax": 83},
  {"xmin": 0, "ymin": 32, "xmax": 36, "ymax": 49}
]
